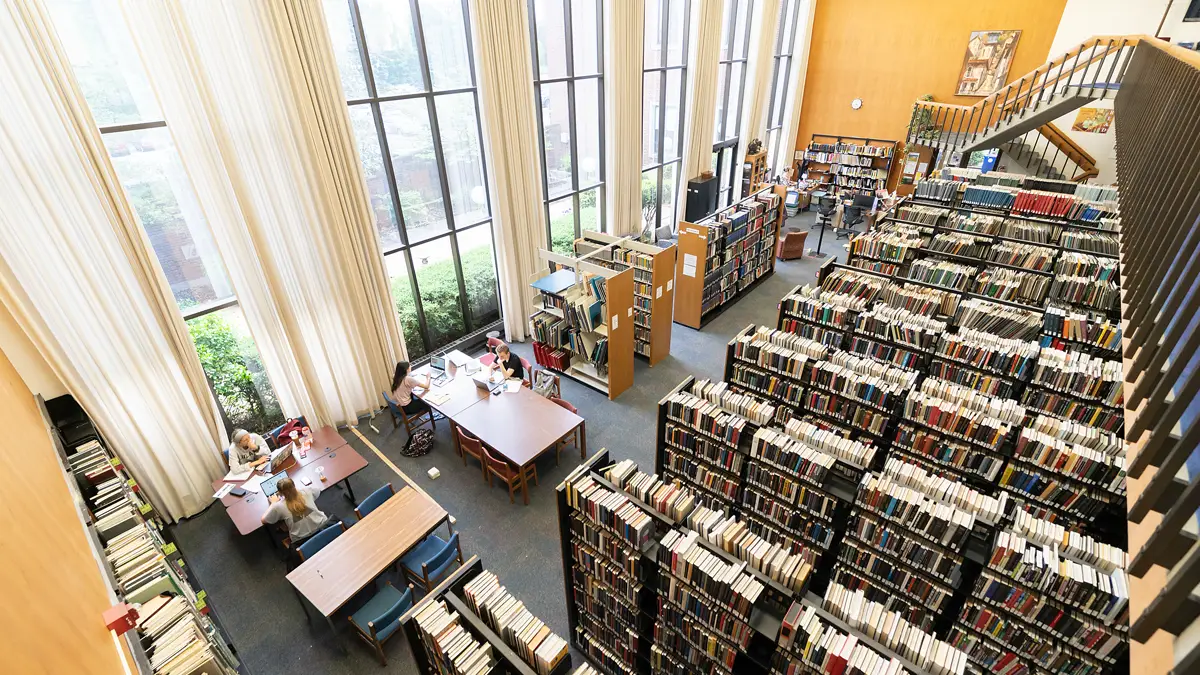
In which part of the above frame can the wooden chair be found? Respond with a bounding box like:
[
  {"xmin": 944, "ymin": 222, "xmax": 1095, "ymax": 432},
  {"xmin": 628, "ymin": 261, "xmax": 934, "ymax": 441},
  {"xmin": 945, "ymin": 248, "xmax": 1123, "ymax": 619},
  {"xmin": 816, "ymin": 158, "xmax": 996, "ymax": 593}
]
[
  {"xmin": 533, "ymin": 370, "xmax": 561, "ymax": 398},
  {"xmin": 348, "ymin": 581, "xmax": 414, "ymax": 665},
  {"xmin": 479, "ymin": 336, "xmax": 503, "ymax": 367},
  {"xmin": 455, "ymin": 427, "xmax": 488, "ymax": 479},
  {"xmin": 481, "ymin": 445, "xmax": 537, "ymax": 505},
  {"xmin": 549, "ymin": 397, "xmax": 582, "ymax": 465},
  {"xmin": 400, "ymin": 532, "xmax": 464, "ymax": 593},
  {"xmin": 382, "ymin": 391, "xmax": 435, "ymax": 446},
  {"xmin": 520, "ymin": 357, "xmax": 533, "ymax": 387}
]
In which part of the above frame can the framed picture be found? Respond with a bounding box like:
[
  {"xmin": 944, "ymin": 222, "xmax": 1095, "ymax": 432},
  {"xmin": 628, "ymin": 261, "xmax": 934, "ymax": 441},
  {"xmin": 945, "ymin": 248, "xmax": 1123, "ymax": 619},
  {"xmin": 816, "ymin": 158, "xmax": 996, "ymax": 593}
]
[
  {"xmin": 956, "ymin": 30, "xmax": 1023, "ymax": 97},
  {"xmin": 1071, "ymin": 107, "xmax": 1115, "ymax": 133}
]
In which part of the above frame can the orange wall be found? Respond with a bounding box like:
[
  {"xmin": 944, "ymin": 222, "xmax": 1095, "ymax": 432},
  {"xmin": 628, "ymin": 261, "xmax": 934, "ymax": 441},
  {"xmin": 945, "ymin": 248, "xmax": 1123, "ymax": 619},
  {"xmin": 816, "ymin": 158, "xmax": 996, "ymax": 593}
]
[
  {"xmin": 796, "ymin": 0, "xmax": 1068, "ymax": 160},
  {"xmin": 0, "ymin": 346, "xmax": 126, "ymax": 673}
]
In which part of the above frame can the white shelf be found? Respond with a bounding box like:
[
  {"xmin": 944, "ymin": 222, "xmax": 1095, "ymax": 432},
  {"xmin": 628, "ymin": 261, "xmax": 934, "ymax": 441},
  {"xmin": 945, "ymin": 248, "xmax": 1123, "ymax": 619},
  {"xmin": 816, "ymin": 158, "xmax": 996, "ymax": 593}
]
[{"xmin": 570, "ymin": 362, "xmax": 609, "ymax": 391}]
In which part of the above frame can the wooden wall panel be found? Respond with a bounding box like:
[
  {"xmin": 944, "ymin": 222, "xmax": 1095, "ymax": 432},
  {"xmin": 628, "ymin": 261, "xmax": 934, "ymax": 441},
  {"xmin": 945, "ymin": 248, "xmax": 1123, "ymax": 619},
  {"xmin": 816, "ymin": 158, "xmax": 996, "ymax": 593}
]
[{"xmin": 0, "ymin": 348, "xmax": 125, "ymax": 673}]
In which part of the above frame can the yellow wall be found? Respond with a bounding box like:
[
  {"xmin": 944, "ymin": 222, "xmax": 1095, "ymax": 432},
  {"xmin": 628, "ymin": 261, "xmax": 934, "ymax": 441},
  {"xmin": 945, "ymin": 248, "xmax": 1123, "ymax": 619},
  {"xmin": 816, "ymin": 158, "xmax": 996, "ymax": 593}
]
[
  {"xmin": 796, "ymin": 0, "xmax": 1069, "ymax": 164},
  {"xmin": 0, "ymin": 345, "xmax": 126, "ymax": 673}
]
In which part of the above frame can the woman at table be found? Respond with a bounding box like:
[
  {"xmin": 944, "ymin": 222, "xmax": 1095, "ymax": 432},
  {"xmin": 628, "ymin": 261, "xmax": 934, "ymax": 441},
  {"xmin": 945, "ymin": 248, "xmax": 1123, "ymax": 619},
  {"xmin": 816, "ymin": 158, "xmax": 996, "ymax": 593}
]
[
  {"xmin": 227, "ymin": 428, "xmax": 269, "ymax": 473},
  {"xmin": 261, "ymin": 477, "xmax": 331, "ymax": 543},
  {"xmin": 489, "ymin": 343, "xmax": 525, "ymax": 382},
  {"xmin": 392, "ymin": 360, "xmax": 431, "ymax": 416}
]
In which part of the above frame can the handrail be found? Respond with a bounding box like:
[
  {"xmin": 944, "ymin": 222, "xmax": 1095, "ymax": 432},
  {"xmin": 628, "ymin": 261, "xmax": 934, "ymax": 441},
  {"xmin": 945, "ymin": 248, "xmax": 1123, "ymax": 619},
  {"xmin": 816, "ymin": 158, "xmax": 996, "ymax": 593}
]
[{"xmin": 1037, "ymin": 122, "xmax": 1098, "ymax": 181}]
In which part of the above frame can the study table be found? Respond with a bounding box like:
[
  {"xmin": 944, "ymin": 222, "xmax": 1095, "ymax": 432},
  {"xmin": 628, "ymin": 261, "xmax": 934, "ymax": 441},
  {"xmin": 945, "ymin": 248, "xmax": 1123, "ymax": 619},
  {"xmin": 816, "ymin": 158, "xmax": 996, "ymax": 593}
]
[
  {"xmin": 287, "ymin": 486, "xmax": 449, "ymax": 648},
  {"xmin": 413, "ymin": 359, "xmax": 586, "ymax": 503},
  {"xmin": 222, "ymin": 447, "xmax": 368, "ymax": 535},
  {"xmin": 211, "ymin": 427, "xmax": 349, "ymax": 507}
]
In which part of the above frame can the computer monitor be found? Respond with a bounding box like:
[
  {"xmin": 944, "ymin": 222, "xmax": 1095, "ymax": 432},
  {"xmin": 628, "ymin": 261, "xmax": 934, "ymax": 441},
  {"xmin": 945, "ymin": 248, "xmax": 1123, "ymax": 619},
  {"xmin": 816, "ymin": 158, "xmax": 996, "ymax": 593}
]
[
  {"xmin": 851, "ymin": 193, "xmax": 876, "ymax": 210},
  {"xmin": 431, "ymin": 355, "xmax": 447, "ymax": 374},
  {"xmin": 260, "ymin": 470, "xmax": 289, "ymax": 497}
]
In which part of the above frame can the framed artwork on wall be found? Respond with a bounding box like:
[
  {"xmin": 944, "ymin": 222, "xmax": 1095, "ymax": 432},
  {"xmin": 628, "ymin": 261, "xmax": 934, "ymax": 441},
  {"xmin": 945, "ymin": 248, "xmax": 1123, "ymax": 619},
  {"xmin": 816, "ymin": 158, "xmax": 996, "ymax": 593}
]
[
  {"xmin": 955, "ymin": 30, "xmax": 1022, "ymax": 97},
  {"xmin": 1072, "ymin": 107, "xmax": 1115, "ymax": 133}
]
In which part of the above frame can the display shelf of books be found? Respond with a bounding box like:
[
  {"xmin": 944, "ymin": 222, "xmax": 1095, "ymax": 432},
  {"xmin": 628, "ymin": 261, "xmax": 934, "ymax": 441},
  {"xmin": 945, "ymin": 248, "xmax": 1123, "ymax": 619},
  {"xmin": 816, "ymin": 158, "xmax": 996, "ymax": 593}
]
[
  {"xmin": 742, "ymin": 150, "xmax": 768, "ymax": 197},
  {"xmin": 798, "ymin": 134, "xmax": 896, "ymax": 196},
  {"xmin": 53, "ymin": 421, "xmax": 242, "ymax": 675},
  {"xmin": 529, "ymin": 249, "xmax": 635, "ymax": 400},
  {"xmin": 674, "ymin": 185, "xmax": 785, "ymax": 329},
  {"xmin": 575, "ymin": 231, "xmax": 677, "ymax": 366},
  {"xmin": 401, "ymin": 555, "xmax": 572, "ymax": 675}
]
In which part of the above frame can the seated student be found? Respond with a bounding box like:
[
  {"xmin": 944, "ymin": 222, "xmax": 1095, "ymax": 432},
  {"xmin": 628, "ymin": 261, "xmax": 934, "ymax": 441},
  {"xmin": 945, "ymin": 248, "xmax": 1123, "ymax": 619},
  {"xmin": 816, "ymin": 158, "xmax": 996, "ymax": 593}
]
[
  {"xmin": 227, "ymin": 428, "xmax": 270, "ymax": 473},
  {"xmin": 489, "ymin": 343, "xmax": 525, "ymax": 381},
  {"xmin": 392, "ymin": 360, "xmax": 431, "ymax": 416},
  {"xmin": 261, "ymin": 477, "xmax": 331, "ymax": 543}
]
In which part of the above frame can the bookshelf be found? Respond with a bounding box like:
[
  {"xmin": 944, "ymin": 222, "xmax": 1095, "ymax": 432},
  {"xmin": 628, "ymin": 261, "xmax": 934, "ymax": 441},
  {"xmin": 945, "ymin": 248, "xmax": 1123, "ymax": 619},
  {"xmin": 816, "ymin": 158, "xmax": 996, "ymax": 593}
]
[
  {"xmin": 742, "ymin": 150, "xmax": 767, "ymax": 197},
  {"xmin": 673, "ymin": 185, "xmax": 785, "ymax": 329},
  {"xmin": 574, "ymin": 231, "xmax": 677, "ymax": 366},
  {"xmin": 798, "ymin": 134, "xmax": 896, "ymax": 195},
  {"xmin": 401, "ymin": 555, "xmax": 573, "ymax": 675},
  {"xmin": 529, "ymin": 249, "xmax": 634, "ymax": 400}
]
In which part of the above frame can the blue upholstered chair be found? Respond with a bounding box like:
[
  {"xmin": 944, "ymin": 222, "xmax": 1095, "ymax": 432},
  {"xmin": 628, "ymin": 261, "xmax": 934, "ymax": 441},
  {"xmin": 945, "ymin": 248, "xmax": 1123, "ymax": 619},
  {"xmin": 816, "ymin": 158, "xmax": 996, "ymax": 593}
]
[
  {"xmin": 400, "ymin": 532, "xmax": 463, "ymax": 593},
  {"xmin": 348, "ymin": 581, "xmax": 414, "ymax": 665},
  {"xmin": 296, "ymin": 521, "xmax": 346, "ymax": 562},
  {"xmin": 354, "ymin": 483, "xmax": 395, "ymax": 520}
]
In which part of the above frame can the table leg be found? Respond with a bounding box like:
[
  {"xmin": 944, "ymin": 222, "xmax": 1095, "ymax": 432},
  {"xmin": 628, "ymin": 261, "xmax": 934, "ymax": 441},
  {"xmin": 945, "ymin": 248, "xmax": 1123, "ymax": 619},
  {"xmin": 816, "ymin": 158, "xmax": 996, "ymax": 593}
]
[
  {"xmin": 325, "ymin": 614, "xmax": 348, "ymax": 655},
  {"xmin": 342, "ymin": 477, "xmax": 356, "ymax": 503},
  {"xmin": 522, "ymin": 470, "xmax": 530, "ymax": 505},
  {"xmin": 450, "ymin": 420, "xmax": 460, "ymax": 456},
  {"xmin": 579, "ymin": 420, "xmax": 587, "ymax": 460},
  {"xmin": 291, "ymin": 585, "xmax": 311, "ymax": 624}
]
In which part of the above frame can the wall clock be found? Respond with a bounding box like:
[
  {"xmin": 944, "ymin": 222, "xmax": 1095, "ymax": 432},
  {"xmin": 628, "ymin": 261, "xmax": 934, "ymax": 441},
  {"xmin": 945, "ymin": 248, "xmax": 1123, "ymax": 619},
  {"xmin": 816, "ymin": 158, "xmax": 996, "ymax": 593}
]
[{"xmin": 851, "ymin": 98, "xmax": 863, "ymax": 110}]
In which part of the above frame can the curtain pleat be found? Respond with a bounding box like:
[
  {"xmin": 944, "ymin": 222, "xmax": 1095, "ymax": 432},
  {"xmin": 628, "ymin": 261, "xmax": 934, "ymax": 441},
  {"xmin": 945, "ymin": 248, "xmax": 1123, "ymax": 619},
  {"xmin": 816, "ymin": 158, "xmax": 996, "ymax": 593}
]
[
  {"xmin": 676, "ymin": 0, "xmax": 725, "ymax": 223},
  {"xmin": 741, "ymin": 0, "xmax": 782, "ymax": 165},
  {"xmin": 776, "ymin": 0, "xmax": 816, "ymax": 177},
  {"xmin": 469, "ymin": 0, "xmax": 547, "ymax": 342},
  {"xmin": 605, "ymin": 0, "xmax": 646, "ymax": 238},
  {"xmin": 120, "ymin": 0, "xmax": 405, "ymax": 427},
  {"xmin": 0, "ymin": 0, "xmax": 227, "ymax": 521}
]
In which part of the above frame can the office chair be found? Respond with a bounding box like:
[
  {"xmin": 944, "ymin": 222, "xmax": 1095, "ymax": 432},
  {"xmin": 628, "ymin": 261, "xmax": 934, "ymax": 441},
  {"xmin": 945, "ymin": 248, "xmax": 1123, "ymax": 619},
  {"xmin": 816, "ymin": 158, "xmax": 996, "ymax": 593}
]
[
  {"xmin": 815, "ymin": 196, "xmax": 838, "ymax": 231},
  {"xmin": 838, "ymin": 193, "xmax": 873, "ymax": 239}
]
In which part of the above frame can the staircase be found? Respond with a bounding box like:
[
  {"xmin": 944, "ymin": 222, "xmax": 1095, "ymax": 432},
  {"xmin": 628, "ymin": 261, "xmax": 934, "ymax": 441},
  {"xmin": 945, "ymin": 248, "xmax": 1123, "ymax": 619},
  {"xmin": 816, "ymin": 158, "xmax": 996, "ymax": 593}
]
[
  {"xmin": 906, "ymin": 36, "xmax": 1137, "ymax": 178},
  {"xmin": 1001, "ymin": 122, "xmax": 1099, "ymax": 182}
]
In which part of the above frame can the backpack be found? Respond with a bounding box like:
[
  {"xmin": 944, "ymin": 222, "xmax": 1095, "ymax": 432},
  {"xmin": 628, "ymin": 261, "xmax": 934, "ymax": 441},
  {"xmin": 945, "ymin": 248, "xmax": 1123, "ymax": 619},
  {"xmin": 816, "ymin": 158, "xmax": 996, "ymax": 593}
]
[
  {"xmin": 403, "ymin": 428, "xmax": 434, "ymax": 457},
  {"xmin": 532, "ymin": 369, "xmax": 558, "ymax": 398}
]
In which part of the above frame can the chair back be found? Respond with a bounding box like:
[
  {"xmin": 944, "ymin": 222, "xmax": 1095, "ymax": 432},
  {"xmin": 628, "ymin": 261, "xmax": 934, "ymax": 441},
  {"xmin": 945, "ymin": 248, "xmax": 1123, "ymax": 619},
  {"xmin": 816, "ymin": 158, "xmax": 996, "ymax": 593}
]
[
  {"xmin": 480, "ymin": 445, "xmax": 510, "ymax": 474},
  {"xmin": 520, "ymin": 357, "xmax": 533, "ymax": 385},
  {"xmin": 268, "ymin": 416, "xmax": 310, "ymax": 447},
  {"xmin": 369, "ymin": 586, "xmax": 414, "ymax": 639},
  {"xmin": 382, "ymin": 391, "xmax": 405, "ymax": 419},
  {"xmin": 844, "ymin": 206, "xmax": 865, "ymax": 225},
  {"xmin": 297, "ymin": 521, "xmax": 346, "ymax": 561},
  {"xmin": 222, "ymin": 447, "xmax": 230, "ymax": 469},
  {"xmin": 423, "ymin": 532, "xmax": 462, "ymax": 584},
  {"xmin": 457, "ymin": 427, "xmax": 484, "ymax": 456},
  {"xmin": 486, "ymin": 336, "xmax": 504, "ymax": 352},
  {"xmin": 550, "ymin": 397, "xmax": 578, "ymax": 414},
  {"xmin": 354, "ymin": 483, "xmax": 394, "ymax": 519}
]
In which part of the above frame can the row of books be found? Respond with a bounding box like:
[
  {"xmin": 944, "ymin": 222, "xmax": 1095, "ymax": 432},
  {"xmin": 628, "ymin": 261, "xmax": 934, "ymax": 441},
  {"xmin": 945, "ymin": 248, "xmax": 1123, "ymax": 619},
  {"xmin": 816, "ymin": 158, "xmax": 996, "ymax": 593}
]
[
  {"xmin": 136, "ymin": 594, "xmax": 239, "ymax": 675},
  {"xmin": 462, "ymin": 570, "xmax": 570, "ymax": 674},
  {"xmin": 1030, "ymin": 347, "xmax": 1124, "ymax": 407},
  {"xmin": 776, "ymin": 600, "xmax": 939, "ymax": 675},
  {"xmin": 988, "ymin": 531, "xmax": 1128, "ymax": 625},
  {"xmin": 413, "ymin": 598, "xmax": 498, "ymax": 675}
]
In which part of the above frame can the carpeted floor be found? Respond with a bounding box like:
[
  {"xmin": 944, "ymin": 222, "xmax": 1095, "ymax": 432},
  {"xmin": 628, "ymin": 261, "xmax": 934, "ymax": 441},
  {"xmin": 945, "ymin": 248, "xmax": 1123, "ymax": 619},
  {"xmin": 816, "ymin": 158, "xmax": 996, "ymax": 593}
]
[{"xmin": 171, "ymin": 212, "xmax": 844, "ymax": 675}]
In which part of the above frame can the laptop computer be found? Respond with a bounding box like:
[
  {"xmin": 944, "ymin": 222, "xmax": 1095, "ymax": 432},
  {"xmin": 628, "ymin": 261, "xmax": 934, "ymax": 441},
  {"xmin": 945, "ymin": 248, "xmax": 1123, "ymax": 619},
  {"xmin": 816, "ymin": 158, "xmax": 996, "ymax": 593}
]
[
  {"xmin": 472, "ymin": 372, "xmax": 504, "ymax": 394},
  {"xmin": 260, "ymin": 470, "xmax": 289, "ymax": 498},
  {"xmin": 430, "ymin": 355, "xmax": 450, "ymax": 386},
  {"xmin": 263, "ymin": 442, "xmax": 295, "ymax": 474}
]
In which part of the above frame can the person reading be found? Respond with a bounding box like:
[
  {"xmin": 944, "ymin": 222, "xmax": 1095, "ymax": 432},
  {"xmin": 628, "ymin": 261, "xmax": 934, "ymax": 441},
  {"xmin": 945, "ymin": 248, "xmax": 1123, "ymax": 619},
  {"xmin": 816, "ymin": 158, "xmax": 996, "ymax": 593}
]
[
  {"xmin": 227, "ymin": 429, "xmax": 269, "ymax": 473},
  {"xmin": 489, "ymin": 343, "xmax": 525, "ymax": 381}
]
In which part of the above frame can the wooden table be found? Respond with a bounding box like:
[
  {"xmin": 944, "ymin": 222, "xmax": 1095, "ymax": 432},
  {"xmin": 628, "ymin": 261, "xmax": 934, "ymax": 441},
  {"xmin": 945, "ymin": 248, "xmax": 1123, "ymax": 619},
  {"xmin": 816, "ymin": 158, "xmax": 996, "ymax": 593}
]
[
  {"xmin": 211, "ymin": 426, "xmax": 349, "ymax": 508},
  {"xmin": 223, "ymin": 446, "xmax": 369, "ymax": 535},
  {"xmin": 412, "ymin": 362, "xmax": 489, "ymax": 418},
  {"xmin": 287, "ymin": 486, "xmax": 449, "ymax": 649},
  {"xmin": 451, "ymin": 385, "xmax": 586, "ymax": 501}
]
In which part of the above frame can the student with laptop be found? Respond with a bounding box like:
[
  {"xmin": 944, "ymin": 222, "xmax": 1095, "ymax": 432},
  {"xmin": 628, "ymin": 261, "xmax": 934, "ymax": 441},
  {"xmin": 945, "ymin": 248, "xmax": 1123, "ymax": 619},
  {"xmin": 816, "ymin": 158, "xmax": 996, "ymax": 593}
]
[
  {"xmin": 227, "ymin": 429, "xmax": 270, "ymax": 473},
  {"xmin": 260, "ymin": 477, "xmax": 332, "ymax": 543},
  {"xmin": 488, "ymin": 343, "xmax": 525, "ymax": 382},
  {"xmin": 391, "ymin": 360, "xmax": 432, "ymax": 416}
]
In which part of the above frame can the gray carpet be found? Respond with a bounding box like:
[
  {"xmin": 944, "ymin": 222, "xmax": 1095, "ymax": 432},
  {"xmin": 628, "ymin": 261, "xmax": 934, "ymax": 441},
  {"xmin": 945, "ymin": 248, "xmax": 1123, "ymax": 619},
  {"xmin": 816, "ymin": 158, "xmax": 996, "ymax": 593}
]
[{"xmin": 171, "ymin": 212, "xmax": 844, "ymax": 674}]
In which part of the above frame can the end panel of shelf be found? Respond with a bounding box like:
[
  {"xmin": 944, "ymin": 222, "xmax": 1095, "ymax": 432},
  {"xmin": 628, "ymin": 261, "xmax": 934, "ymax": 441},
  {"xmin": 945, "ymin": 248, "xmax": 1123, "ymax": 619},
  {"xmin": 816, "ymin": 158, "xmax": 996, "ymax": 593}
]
[
  {"xmin": 650, "ymin": 244, "xmax": 677, "ymax": 366},
  {"xmin": 673, "ymin": 221, "xmax": 709, "ymax": 329}
]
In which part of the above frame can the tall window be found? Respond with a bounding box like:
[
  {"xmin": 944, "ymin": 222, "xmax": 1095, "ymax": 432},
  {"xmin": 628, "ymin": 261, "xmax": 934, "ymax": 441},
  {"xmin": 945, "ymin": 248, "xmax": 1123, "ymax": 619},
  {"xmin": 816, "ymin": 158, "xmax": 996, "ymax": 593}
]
[
  {"xmin": 712, "ymin": 0, "xmax": 754, "ymax": 209},
  {"xmin": 529, "ymin": 0, "xmax": 606, "ymax": 252},
  {"xmin": 48, "ymin": 0, "xmax": 284, "ymax": 432},
  {"xmin": 324, "ymin": 0, "xmax": 500, "ymax": 358},
  {"xmin": 765, "ymin": 0, "xmax": 803, "ymax": 172},
  {"xmin": 642, "ymin": 0, "xmax": 690, "ymax": 234}
]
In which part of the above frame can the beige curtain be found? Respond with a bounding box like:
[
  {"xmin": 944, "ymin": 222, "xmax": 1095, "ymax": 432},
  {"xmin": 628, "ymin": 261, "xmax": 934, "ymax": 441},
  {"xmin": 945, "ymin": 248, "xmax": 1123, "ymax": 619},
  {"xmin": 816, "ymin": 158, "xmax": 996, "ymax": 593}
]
[
  {"xmin": 676, "ymin": 0, "xmax": 725, "ymax": 223},
  {"xmin": 120, "ymin": 0, "xmax": 405, "ymax": 427},
  {"xmin": 736, "ymin": 0, "xmax": 781, "ymax": 192},
  {"xmin": 605, "ymin": 0, "xmax": 646, "ymax": 237},
  {"xmin": 469, "ymin": 0, "xmax": 546, "ymax": 341},
  {"xmin": 776, "ymin": 0, "xmax": 816, "ymax": 177},
  {"xmin": 0, "ymin": 0, "xmax": 226, "ymax": 521}
]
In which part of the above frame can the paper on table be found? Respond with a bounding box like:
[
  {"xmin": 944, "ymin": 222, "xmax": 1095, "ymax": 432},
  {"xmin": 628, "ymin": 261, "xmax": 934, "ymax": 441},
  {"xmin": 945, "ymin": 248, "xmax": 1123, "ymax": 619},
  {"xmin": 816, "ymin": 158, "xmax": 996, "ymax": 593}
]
[
  {"xmin": 426, "ymin": 391, "xmax": 452, "ymax": 405},
  {"xmin": 223, "ymin": 468, "xmax": 252, "ymax": 482},
  {"xmin": 241, "ymin": 474, "xmax": 268, "ymax": 493},
  {"xmin": 506, "ymin": 380, "xmax": 521, "ymax": 393},
  {"xmin": 213, "ymin": 484, "xmax": 235, "ymax": 500}
]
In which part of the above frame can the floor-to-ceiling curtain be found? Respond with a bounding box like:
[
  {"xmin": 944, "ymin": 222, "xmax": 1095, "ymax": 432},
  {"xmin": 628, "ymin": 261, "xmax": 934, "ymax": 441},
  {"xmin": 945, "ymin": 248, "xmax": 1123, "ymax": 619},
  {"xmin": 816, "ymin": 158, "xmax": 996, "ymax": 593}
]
[
  {"xmin": 777, "ymin": 0, "xmax": 816, "ymax": 177},
  {"xmin": 676, "ymin": 0, "xmax": 725, "ymax": 224},
  {"xmin": 0, "ymin": 0, "xmax": 226, "ymax": 521},
  {"xmin": 605, "ymin": 0, "xmax": 645, "ymax": 238},
  {"xmin": 736, "ymin": 0, "xmax": 781, "ymax": 191},
  {"xmin": 469, "ymin": 0, "xmax": 547, "ymax": 341},
  {"xmin": 120, "ymin": 0, "xmax": 406, "ymax": 427}
]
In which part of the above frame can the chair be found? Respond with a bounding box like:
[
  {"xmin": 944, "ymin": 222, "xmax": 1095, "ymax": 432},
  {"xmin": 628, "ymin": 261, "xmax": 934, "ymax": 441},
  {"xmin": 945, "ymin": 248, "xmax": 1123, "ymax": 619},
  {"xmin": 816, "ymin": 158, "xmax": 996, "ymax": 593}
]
[
  {"xmin": 839, "ymin": 205, "xmax": 866, "ymax": 239},
  {"xmin": 348, "ymin": 581, "xmax": 414, "ymax": 665},
  {"xmin": 382, "ymin": 391, "xmax": 435, "ymax": 445},
  {"xmin": 520, "ymin": 357, "xmax": 533, "ymax": 387},
  {"xmin": 479, "ymin": 336, "xmax": 504, "ymax": 367},
  {"xmin": 296, "ymin": 521, "xmax": 347, "ymax": 562},
  {"xmin": 814, "ymin": 196, "xmax": 838, "ymax": 230},
  {"xmin": 532, "ymin": 370, "xmax": 561, "ymax": 398},
  {"xmin": 267, "ymin": 416, "xmax": 310, "ymax": 448},
  {"xmin": 456, "ymin": 427, "xmax": 488, "ymax": 478},
  {"xmin": 776, "ymin": 228, "xmax": 808, "ymax": 260},
  {"xmin": 481, "ymin": 445, "xmax": 537, "ymax": 505},
  {"xmin": 400, "ymin": 532, "xmax": 464, "ymax": 593},
  {"xmin": 549, "ymin": 397, "xmax": 583, "ymax": 464},
  {"xmin": 354, "ymin": 483, "xmax": 395, "ymax": 520}
]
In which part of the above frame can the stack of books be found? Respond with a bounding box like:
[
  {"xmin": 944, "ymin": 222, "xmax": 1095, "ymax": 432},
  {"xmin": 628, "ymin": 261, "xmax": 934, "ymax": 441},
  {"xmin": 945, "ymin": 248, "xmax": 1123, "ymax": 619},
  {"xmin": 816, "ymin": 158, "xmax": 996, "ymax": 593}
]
[
  {"xmin": 462, "ymin": 570, "xmax": 569, "ymax": 674},
  {"xmin": 136, "ymin": 594, "xmax": 239, "ymax": 675},
  {"xmin": 955, "ymin": 298, "xmax": 1042, "ymax": 341},
  {"xmin": 413, "ymin": 599, "xmax": 497, "ymax": 675}
]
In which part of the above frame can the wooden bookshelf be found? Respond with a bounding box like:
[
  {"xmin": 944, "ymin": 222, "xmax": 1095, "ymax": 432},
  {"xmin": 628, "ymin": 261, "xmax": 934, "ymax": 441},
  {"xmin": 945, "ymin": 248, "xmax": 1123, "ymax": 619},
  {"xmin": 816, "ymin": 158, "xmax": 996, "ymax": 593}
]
[
  {"xmin": 674, "ymin": 184, "xmax": 786, "ymax": 329},
  {"xmin": 528, "ymin": 249, "xmax": 634, "ymax": 400},
  {"xmin": 741, "ymin": 149, "xmax": 767, "ymax": 196},
  {"xmin": 798, "ymin": 134, "xmax": 896, "ymax": 195},
  {"xmin": 574, "ymin": 231, "xmax": 677, "ymax": 366}
]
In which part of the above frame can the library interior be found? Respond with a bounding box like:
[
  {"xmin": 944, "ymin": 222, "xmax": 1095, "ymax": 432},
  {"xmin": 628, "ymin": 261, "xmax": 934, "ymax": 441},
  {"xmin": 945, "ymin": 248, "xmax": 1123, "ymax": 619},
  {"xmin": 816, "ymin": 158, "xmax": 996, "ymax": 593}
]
[{"xmin": 4, "ymin": 0, "xmax": 1199, "ymax": 674}]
